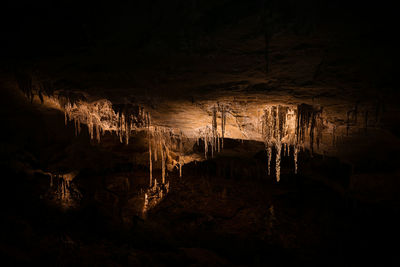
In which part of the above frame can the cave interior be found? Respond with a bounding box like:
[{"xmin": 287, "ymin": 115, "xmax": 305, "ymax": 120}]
[{"xmin": 1, "ymin": 1, "xmax": 399, "ymax": 266}]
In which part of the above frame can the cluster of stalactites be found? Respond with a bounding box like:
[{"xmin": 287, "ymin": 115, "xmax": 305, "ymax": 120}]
[
  {"xmin": 296, "ymin": 104, "xmax": 324, "ymax": 153},
  {"xmin": 198, "ymin": 104, "xmax": 227, "ymax": 159},
  {"xmin": 199, "ymin": 125, "xmax": 220, "ymax": 159},
  {"xmin": 262, "ymin": 105, "xmax": 291, "ymax": 182},
  {"xmin": 144, "ymin": 125, "xmax": 186, "ymax": 216},
  {"xmin": 261, "ymin": 104, "xmax": 324, "ymax": 182},
  {"xmin": 116, "ymin": 106, "xmax": 148, "ymax": 145},
  {"xmin": 148, "ymin": 125, "xmax": 186, "ymax": 186},
  {"xmin": 63, "ymin": 99, "xmax": 149, "ymax": 144}
]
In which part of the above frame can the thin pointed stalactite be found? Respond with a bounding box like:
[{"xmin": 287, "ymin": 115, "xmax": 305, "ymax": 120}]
[
  {"xmin": 294, "ymin": 145, "xmax": 298, "ymax": 174},
  {"xmin": 161, "ymin": 146, "xmax": 165, "ymax": 184},
  {"xmin": 63, "ymin": 99, "xmax": 149, "ymax": 144},
  {"xmin": 217, "ymin": 134, "xmax": 220, "ymax": 153},
  {"xmin": 203, "ymin": 128, "xmax": 209, "ymax": 159},
  {"xmin": 221, "ymin": 105, "xmax": 226, "ymax": 149},
  {"xmin": 147, "ymin": 113, "xmax": 153, "ymax": 186},
  {"xmin": 267, "ymin": 146, "xmax": 272, "ymax": 175},
  {"xmin": 179, "ymin": 131, "xmax": 184, "ymax": 178},
  {"xmin": 179, "ymin": 157, "xmax": 182, "ymax": 178},
  {"xmin": 212, "ymin": 105, "xmax": 218, "ymax": 156},
  {"xmin": 96, "ymin": 124, "xmax": 101, "ymax": 143}
]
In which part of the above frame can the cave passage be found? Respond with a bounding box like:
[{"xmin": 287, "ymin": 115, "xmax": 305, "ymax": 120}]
[{"xmin": 1, "ymin": 1, "xmax": 399, "ymax": 266}]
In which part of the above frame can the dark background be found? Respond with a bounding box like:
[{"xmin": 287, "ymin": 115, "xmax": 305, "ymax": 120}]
[{"xmin": 1, "ymin": 1, "xmax": 397, "ymax": 61}]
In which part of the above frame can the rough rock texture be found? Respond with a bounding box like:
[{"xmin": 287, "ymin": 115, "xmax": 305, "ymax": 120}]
[{"xmin": 1, "ymin": 1, "xmax": 399, "ymax": 266}]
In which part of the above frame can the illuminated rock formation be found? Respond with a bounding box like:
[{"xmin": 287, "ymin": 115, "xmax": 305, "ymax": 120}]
[
  {"xmin": 260, "ymin": 104, "xmax": 324, "ymax": 181},
  {"xmin": 16, "ymin": 78, "xmax": 383, "ymax": 213}
]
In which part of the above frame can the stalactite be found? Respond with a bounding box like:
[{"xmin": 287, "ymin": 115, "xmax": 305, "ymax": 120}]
[
  {"xmin": 221, "ymin": 105, "xmax": 226, "ymax": 149},
  {"xmin": 211, "ymin": 135, "xmax": 214, "ymax": 158},
  {"xmin": 315, "ymin": 110, "xmax": 323, "ymax": 150},
  {"xmin": 77, "ymin": 118, "xmax": 81, "ymax": 134},
  {"xmin": 161, "ymin": 147, "xmax": 165, "ymax": 184},
  {"xmin": 332, "ymin": 126, "xmax": 335, "ymax": 146},
  {"xmin": 125, "ymin": 119, "xmax": 129, "ymax": 145},
  {"xmin": 275, "ymin": 142, "xmax": 281, "ymax": 182},
  {"xmin": 96, "ymin": 124, "xmax": 101, "ymax": 143},
  {"xmin": 212, "ymin": 105, "xmax": 217, "ymax": 147},
  {"xmin": 217, "ymin": 134, "xmax": 220, "ymax": 153},
  {"xmin": 89, "ymin": 122, "xmax": 94, "ymax": 140},
  {"xmin": 204, "ymin": 132, "xmax": 208, "ymax": 159},
  {"xmin": 294, "ymin": 145, "xmax": 298, "ymax": 174},
  {"xmin": 179, "ymin": 132, "xmax": 184, "ymax": 178},
  {"xmin": 148, "ymin": 117, "xmax": 153, "ymax": 186},
  {"xmin": 267, "ymin": 146, "xmax": 272, "ymax": 175}
]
